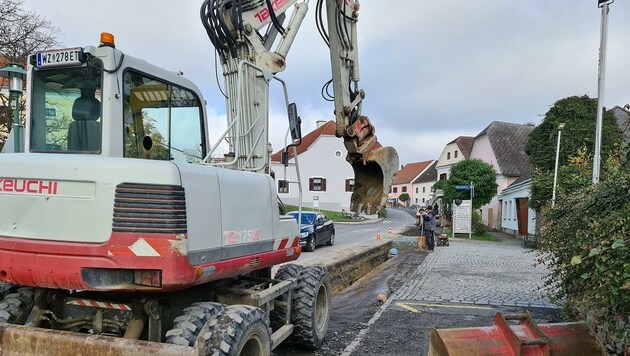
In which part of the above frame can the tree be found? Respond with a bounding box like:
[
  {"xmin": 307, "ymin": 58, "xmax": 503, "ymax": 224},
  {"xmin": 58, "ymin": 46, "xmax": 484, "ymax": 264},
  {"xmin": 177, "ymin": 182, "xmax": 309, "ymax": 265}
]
[
  {"xmin": 0, "ymin": 0, "xmax": 60, "ymax": 150},
  {"xmin": 398, "ymin": 193, "xmax": 409, "ymax": 205},
  {"xmin": 526, "ymin": 95, "xmax": 622, "ymax": 211},
  {"xmin": 439, "ymin": 159, "xmax": 497, "ymax": 210}
]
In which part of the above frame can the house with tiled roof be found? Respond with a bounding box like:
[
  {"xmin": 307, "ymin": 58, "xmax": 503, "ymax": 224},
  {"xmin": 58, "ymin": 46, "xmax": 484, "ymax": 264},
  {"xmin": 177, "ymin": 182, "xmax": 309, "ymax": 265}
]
[
  {"xmin": 470, "ymin": 121, "xmax": 535, "ymax": 230},
  {"xmin": 270, "ymin": 120, "xmax": 356, "ymax": 211},
  {"xmin": 411, "ymin": 160, "xmax": 438, "ymax": 207},
  {"xmin": 435, "ymin": 136, "xmax": 475, "ymax": 182},
  {"xmin": 388, "ymin": 160, "xmax": 434, "ymax": 207}
]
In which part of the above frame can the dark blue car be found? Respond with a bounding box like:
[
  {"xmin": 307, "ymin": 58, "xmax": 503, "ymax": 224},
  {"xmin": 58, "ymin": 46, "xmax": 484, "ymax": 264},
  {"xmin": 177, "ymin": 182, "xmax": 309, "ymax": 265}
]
[{"xmin": 287, "ymin": 211, "xmax": 335, "ymax": 252}]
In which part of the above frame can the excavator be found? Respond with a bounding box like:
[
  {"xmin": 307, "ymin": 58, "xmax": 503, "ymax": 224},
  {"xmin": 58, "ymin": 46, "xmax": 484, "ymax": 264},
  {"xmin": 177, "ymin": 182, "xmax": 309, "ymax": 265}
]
[{"xmin": 0, "ymin": 0, "xmax": 397, "ymax": 354}]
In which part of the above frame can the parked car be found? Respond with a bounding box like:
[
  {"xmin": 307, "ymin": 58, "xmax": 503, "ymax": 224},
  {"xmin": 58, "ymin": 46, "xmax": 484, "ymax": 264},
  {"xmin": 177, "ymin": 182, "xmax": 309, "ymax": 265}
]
[{"xmin": 286, "ymin": 211, "xmax": 335, "ymax": 252}]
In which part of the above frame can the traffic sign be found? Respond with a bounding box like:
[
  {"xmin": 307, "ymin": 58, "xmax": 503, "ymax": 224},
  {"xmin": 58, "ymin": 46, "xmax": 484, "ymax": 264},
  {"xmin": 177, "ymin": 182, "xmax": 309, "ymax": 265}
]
[{"xmin": 455, "ymin": 185, "xmax": 471, "ymax": 189}]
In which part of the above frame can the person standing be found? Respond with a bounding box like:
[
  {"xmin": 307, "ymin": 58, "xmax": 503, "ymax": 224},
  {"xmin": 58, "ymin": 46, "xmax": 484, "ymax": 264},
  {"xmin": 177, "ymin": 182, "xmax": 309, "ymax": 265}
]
[{"xmin": 423, "ymin": 206, "xmax": 436, "ymax": 251}]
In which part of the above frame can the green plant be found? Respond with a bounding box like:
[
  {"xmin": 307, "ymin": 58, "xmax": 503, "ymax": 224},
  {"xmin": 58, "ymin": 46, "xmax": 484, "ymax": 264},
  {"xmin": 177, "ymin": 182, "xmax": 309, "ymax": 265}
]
[
  {"xmin": 440, "ymin": 159, "xmax": 498, "ymax": 210},
  {"xmin": 398, "ymin": 193, "xmax": 409, "ymax": 204},
  {"xmin": 537, "ymin": 163, "xmax": 629, "ymax": 353},
  {"xmin": 526, "ymin": 95, "xmax": 622, "ymax": 211},
  {"xmin": 471, "ymin": 211, "xmax": 487, "ymax": 235}
]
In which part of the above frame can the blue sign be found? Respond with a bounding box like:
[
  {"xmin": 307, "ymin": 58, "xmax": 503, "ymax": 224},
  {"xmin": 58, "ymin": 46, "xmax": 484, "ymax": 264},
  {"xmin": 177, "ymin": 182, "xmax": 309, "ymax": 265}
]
[{"xmin": 455, "ymin": 185, "xmax": 471, "ymax": 189}]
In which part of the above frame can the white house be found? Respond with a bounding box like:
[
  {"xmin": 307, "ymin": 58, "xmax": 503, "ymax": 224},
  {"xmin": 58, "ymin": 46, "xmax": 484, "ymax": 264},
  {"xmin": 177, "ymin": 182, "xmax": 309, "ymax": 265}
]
[
  {"xmin": 435, "ymin": 136, "xmax": 475, "ymax": 181},
  {"xmin": 499, "ymin": 176, "xmax": 536, "ymax": 238},
  {"xmin": 469, "ymin": 121, "xmax": 534, "ymax": 229},
  {"xmin": 270, "ymin": 120, "xmax": 355, "ymax": 211},
  {"xmin": 388, "ymin": 160, "xmax": 434, "ymax": 207},
  {"xmin": 411, "ymin": 160, "xmax": 437, "ymax": 207}
]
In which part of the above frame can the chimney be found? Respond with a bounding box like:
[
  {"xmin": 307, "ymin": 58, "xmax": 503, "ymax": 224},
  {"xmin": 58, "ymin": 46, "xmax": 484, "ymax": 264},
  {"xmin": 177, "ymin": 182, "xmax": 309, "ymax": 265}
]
[{"xmin": 316, "ymin": 120, "xmax": 327, "ymax": 128}]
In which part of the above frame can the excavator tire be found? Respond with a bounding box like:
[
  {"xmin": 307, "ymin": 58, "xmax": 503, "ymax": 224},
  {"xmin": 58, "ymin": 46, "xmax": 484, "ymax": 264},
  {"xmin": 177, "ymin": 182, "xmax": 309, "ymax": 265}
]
[
  {"xmin": 0, "ymin": 287, "xmax": 35, "ymax": 324},
  {"xmin": 0, "ymin": 283, "xmax": 15, "ymax": 301},
  {"xmin": 292, "ymin": 266, "xmax": 331, "ymax": 349},
  {"xmin": 270, "ymin": 264, "xmax": 303, "ymax": 331},
  {"xmin": 203, "ymin": 305, "xmax": 272, "ymax": 356},
  {"xmin": 165, "ymin": 302, "xmax": 225, "ymax": 346}
]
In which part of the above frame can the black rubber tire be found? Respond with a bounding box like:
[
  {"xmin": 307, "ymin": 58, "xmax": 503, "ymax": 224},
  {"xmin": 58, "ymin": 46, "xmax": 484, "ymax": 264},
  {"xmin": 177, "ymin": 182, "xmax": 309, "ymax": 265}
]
[
  {"xmin": 203, "ymin": 305, "xmax": 272, "ymax": 356},
  {"xmin": 0, "ymin": 283, "xmax": 15, "ymax": 301},
  {"xmin": 292, "ymin": 266, "xmax": 331, "ymax": 350},
  {"xmin": 0, "ymin": 287, "xmax": 35, "ymax": 324},
  {"xmin": 165, "ymin": 302, "xmax": 225, "ymax": 346},
  {"xmin": 270, "ymin": 264, "xmax": 303, "ymax": 331},
  {"xmin": 304, "ymin": 235, "xmax": 316, "ymax": 252},
  {"xmin": 326, "ymin": 230, "xmax": 335, "ymax": 246}
]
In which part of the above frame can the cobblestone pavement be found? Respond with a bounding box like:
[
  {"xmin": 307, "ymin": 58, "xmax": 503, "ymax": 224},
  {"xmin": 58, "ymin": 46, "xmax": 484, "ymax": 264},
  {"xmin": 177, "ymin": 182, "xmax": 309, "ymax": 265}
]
[{"xmin": 395, "ymin": 233, "xmax": 558, "ymax": 309}]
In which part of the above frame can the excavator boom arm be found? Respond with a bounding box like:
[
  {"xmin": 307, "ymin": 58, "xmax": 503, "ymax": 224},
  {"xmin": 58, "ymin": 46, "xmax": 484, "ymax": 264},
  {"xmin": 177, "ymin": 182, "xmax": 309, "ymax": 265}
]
[{"xmin": 201, "ymin": 0, "xmax": 398, "ymax": 213}]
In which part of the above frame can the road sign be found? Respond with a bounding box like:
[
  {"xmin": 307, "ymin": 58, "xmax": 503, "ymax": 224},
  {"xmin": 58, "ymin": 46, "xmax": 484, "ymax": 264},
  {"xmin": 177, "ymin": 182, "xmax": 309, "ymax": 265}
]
[
  {"xmin": 455, "ymin": 185, "xmax": 471, "ymax": 189},
  {"xmin": 453, "ymin": 199, "xmax": 472, "ymax": 235}
]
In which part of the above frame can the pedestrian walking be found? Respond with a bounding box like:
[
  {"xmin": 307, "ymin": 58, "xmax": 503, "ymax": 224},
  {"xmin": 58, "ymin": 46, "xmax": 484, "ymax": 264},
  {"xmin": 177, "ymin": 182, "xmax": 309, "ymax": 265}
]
[{"xmin": 422, "ymin": 206, "xmax": 436, "ymax": 251}]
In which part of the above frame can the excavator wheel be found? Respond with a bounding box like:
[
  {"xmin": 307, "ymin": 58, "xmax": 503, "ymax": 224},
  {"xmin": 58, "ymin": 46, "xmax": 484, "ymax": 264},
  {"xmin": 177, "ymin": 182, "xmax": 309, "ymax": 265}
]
[
  {"xmin": 0, "ymin": 283, "xmax": 16, "ymax": 301},
  {"xmin": 165, "ymin": 302, "xmax": 225, "ymax": 346},
  {"xmin": 270, "ymin": 264, "xmax": 303, "ymax": 331},
  {"xmin": 202, "ymin": 305, "xmax": 272, "ymax": 356},
  {"xmin": 292, "ymin": 266, "xmax": 331, "ymax": 350},
  {"xmin": 0, "ymin": 287, "xmax": 35, "ymax": 324}
]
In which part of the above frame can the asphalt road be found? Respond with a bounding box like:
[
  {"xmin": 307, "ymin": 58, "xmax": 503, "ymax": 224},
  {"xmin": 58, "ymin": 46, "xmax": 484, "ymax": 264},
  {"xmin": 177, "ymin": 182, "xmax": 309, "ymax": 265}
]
[{"xmin": 295, "ymin": 208, "xmax": 416, "ymax": 265}]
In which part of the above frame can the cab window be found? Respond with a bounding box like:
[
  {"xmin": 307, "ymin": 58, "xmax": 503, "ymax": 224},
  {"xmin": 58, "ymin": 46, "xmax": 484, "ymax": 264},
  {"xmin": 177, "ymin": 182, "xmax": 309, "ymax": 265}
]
[
  {"xmin": 29, "ymin": 59, "xmax": 103, "ymax": 153},
  {"xmin": 123, "ymin": 71, "xmax": 205, "ymax": 163}
]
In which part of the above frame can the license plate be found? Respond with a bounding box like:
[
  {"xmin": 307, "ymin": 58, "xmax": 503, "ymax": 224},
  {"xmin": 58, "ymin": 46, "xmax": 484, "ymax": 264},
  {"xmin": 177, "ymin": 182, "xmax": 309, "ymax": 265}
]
[{"xmin": 36, "ymin": 48, "xmax": 83, "ymax": 68}]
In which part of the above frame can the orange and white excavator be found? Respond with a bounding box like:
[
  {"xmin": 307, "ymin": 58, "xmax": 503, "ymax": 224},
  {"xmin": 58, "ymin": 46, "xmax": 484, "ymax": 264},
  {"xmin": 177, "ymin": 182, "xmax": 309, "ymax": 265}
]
[{"xmin": 0, "ymin": 0, "xmax": 397, "ymax": 354}]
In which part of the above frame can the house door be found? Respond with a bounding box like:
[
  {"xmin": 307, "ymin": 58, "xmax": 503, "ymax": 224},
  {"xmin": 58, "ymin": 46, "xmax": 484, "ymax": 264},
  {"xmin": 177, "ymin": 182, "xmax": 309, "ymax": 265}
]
[
  {"xmin": 516, "ymin": 198, "xmax": 529, "ymax": 236},
  {"xmin": 487, "ymin": 208, "xmax": 494, "ymax": 229}
]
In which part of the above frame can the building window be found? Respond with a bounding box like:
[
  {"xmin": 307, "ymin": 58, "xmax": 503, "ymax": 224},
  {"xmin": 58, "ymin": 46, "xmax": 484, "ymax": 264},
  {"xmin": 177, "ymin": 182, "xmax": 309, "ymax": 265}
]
[
  {"xmin": 454, "ymin": 150, "xmax": 458, "ymax": 158},
  {"xmin": 447, "ymin": 152, "xmax": 451, "ymax": 160},
  {"xmin": 345, "ymin": 178, "xmax": 355, "ymax": 192},
  {"xmin": 422, "ymin": 198, "xmax": 425, "ymax": 203},
  {"xmin": 402, "ymin": 186, "xmax": 407, "ymax": 193},
  {"xmin": 503, "ymin": 201, "xmax": 508, "ymax": 220},
  {"xmin": 309, "ymin": 177, "xmax": 326, "ymax": 191},
  {"xmin": 415, "ymin": 187, "xmax": 418, "ymax": 194},
  {"xmin": 439, "ymin": 173, "xmax": 447, "ymax": 181},
  {"xmin": 422, "ymin": 187, "xmax": 426, "ymax": 193},
  {"xmin": 393, "ymin": 187, "xmax": 398, "ymax": 193},
  {"xmin": 415, "ymin": 198, "xmax": 418, "ymax": 203},
  {"xmin": 278, "ymin": 180, "xmax": 289, "ymax": 194}
]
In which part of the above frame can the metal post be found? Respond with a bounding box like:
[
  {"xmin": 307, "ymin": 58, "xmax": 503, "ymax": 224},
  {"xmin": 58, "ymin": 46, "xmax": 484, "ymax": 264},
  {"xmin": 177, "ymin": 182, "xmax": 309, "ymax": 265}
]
[
  {"xmin": 551, "ymin": 123, "xmax": 565, "ymax": 208},
  {"xmin": 12, "ymin": 91, "xmax": 21, "ymax": 153},
  {"xmin": 469, "ymin": 181, "xmax": 473, "ymax": 240},
  {"xmin": 593, "ymin": 0, "xmax": 613, "ymax": 183}
]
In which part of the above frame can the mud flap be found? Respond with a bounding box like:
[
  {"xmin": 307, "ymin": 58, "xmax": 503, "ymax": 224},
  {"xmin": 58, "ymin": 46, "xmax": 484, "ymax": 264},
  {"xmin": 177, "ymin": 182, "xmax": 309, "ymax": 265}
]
[{"xmin": 0, "ymin": 323, "xmax": 198, "ymax": 356}]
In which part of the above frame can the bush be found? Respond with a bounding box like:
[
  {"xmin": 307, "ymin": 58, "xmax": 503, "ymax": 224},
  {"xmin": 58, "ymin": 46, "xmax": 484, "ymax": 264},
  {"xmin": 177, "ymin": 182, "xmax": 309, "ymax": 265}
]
[
  {"xmin": 471, "ymin": 210, "xmax": 487, "ymax": 235},
  {"xmin": 537, "ymin": 166, "xmax": 629, "ymax": 353}
]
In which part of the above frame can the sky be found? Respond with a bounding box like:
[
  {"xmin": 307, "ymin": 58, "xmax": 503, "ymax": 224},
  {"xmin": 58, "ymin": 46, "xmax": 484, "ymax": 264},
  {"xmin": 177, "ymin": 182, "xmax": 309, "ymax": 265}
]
[{"xmin": 21, "ymin": 0, "xmax": 630, "ymax": 166}]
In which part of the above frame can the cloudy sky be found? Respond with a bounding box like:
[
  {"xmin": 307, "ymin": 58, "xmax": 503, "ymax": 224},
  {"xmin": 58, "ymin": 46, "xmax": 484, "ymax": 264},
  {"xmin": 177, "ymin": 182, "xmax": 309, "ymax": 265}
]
[{"xmin": 21, "ymin": 0, "xmax": 630, "ymax": 165}]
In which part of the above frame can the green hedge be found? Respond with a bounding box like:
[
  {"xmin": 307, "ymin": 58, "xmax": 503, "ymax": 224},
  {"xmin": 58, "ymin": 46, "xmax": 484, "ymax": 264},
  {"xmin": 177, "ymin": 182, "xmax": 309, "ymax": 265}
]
[{"xmin": 537, "ymin": 166, "xmax": 629, "ymax": 353}]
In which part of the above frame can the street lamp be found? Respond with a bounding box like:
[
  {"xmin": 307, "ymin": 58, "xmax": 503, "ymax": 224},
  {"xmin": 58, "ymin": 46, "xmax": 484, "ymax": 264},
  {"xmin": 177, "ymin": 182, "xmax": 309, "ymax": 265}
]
[
  {"xmin": 593, "ymin": 0, "xmax": 613, "ymax": 183},
  {"xmin": 0, "ymin": 63, "xmax": 27, "ymax": 153},
  {"xmin": 551, "ymin": 123, "xmax": 566, "ymax": 208}
]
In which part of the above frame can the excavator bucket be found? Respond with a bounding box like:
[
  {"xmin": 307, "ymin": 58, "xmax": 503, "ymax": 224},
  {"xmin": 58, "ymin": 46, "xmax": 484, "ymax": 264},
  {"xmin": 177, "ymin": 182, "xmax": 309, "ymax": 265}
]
[
  {"xmin": 350, "ymin": 146, "xmax": 399, "ymax": 215},
  {"xmin": 344, "ymin": 115, "xmax": 398, "ymax": 214},
  {"xmin": 429, "ymin": 312, "xmax": 604, "ymax": 356},
  {"xmin": 343, "ymin": 115, "xmax": 399, "ymax": 215},
  {"xmin": 0, "ymin": 323, "xmax": 198, "ymax": 356}
]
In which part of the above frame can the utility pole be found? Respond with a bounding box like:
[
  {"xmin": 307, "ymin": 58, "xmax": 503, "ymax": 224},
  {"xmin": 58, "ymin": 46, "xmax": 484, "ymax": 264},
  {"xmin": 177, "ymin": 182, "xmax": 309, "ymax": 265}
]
[{"xmin": 593, "ymin": 0, "xmax": 613, "ymax": 183}]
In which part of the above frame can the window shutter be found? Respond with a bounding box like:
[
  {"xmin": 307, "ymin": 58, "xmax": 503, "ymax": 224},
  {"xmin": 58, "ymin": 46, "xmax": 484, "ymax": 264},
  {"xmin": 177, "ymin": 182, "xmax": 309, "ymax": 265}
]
[
  {"xmin": 345, "ymin": 179, "xmax": 350, "ymax": 192},
  {"xmin": 309, "ymin": 178, "xmax": 314, "ymax": 191},
  {"xmin": 322, "ymin": 178, "xmax": 327, "ymax": 191}
]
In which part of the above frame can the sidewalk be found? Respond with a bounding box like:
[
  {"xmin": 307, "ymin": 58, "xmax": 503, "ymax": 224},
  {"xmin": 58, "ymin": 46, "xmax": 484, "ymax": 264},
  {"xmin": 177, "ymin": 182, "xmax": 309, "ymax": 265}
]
[{"xmin": 394, "ymin": 230, "xmax": 557, "ymax": 309}]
